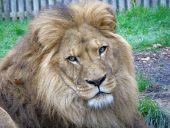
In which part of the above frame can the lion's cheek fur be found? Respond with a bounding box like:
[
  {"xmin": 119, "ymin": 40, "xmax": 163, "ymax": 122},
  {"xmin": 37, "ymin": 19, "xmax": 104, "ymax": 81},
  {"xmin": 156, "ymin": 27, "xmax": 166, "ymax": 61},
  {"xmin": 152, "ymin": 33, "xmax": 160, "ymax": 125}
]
[
  {"xmin": 37, "ymin": 54, "xmax": 85, "ymax": 126},
  {"xmin": 114, "ymin": 72, "xmax": 138, "ymax": 126}
]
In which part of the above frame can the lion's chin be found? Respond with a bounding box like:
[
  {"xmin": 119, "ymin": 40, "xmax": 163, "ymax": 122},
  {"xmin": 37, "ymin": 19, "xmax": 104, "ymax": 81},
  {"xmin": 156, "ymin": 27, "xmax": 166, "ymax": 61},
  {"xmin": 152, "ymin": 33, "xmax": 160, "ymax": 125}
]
[{"xmin": 88, "ymin": 94, "xmax": 114, "ymax": 109}]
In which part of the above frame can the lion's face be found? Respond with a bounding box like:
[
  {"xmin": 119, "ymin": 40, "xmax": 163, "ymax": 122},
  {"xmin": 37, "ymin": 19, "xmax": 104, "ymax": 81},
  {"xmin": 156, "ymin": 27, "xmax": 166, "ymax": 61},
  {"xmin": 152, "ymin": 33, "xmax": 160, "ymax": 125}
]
[
  {"xmin": 51, "ymin": 24, "xmax": 118, "ymax": 109},
  {"xmin": 33, "ymin": 2, "xmax": 138, "ymax": 126}
]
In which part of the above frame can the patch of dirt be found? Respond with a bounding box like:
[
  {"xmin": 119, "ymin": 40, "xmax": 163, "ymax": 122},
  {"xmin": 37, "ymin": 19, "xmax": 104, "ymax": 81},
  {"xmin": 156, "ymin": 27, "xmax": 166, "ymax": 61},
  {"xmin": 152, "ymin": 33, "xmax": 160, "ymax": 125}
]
[
  {"xmin": 134, "ymin": 47, "xmax": 170, "ymax": 87},
  {"xmin": 155, "ymin": 98, "xmax": 170, "ymax": 115},
  {"xmin": 134, "ymin": 47, "xmax": 170, "ymax": 114}
]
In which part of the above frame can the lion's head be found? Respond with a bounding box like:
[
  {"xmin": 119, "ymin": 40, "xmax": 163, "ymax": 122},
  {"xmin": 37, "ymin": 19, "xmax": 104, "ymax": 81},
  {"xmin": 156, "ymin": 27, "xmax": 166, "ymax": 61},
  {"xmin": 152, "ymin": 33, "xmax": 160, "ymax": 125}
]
[{"xmin": 0, "ymin": 1, "xmax": 139, "ymax": 128}]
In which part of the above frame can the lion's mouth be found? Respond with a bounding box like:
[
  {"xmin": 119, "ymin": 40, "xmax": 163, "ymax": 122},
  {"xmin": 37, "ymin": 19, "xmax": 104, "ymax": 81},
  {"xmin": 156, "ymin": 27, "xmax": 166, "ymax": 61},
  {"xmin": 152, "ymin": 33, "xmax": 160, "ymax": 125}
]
[{"xmin": 88, "ymin": 92, "xmax": 114, "ymax": 109}]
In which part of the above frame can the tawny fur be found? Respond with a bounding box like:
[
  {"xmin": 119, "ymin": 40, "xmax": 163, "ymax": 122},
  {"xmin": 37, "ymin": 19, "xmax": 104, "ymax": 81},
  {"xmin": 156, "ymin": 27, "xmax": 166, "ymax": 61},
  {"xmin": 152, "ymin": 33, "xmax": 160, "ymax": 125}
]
[
  {"xmin": 0, "ymin": 107, "xmax": 17, "ymax": 128},
  {"xmin": 0, "ymin": 1, "xmax": 146, "ymax": 128}
]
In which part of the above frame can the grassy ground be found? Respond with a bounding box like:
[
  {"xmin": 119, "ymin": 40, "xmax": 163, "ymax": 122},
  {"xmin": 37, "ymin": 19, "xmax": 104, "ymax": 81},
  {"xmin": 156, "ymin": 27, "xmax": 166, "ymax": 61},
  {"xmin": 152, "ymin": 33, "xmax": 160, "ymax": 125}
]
[
  {"xmin": 136, "ymin": 73, "xmax": 150, "ymax": 92},
  {"xmin": 137, "ymin": 73, "xmax": 170, "ymax": 128},
  {"xmin": 139, "ymin": 97, "xmax": 170, "ymax": 128},
  {"xmin": 0, "ymin": 6, "xmax": 170, "ymax": 127},
  {"xmin": 0, "ymin": 20, "xmax": 28, "ymax": 58},
  {"xmin": 117, "ymin": 7, "xmax": 170, "ymax": 51}
]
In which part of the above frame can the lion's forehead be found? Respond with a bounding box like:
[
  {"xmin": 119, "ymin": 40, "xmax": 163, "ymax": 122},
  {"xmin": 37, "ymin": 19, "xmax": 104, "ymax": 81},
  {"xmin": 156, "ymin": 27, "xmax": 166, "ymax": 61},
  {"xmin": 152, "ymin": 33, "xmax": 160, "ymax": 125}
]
[{"xmin": 61, "ymin": 25, "xmax": 110, "ymax": 55}]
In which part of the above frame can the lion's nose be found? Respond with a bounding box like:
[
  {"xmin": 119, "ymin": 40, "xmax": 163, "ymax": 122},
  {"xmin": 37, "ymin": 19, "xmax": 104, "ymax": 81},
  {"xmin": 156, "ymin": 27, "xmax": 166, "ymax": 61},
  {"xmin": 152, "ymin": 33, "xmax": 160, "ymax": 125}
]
[{"xmin": 86, "ymin": 74, "xmax": 106, "ymax": 87}]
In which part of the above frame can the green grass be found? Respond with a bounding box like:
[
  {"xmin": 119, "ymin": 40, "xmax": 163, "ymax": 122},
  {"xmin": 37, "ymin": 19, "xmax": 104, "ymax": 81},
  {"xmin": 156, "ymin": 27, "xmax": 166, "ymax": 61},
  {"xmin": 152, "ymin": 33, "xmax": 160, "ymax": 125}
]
[
  {"xmin": 137, "ymin": 73, "xmax": 170, "ymax": 128},
  {"xmin": 117, "ymin": 7, "xmax": 170, "ymax": 51},
  {"xmin": 0, "ymin": 20, "xmax": 28, "ymax": 58},
  {"xmin": 137, "ymin": 73, "xmax": 150, "ymax": 92},
  {"xmin": 139, "ymin": 98, "xmax": 170, "ymax": 128}
]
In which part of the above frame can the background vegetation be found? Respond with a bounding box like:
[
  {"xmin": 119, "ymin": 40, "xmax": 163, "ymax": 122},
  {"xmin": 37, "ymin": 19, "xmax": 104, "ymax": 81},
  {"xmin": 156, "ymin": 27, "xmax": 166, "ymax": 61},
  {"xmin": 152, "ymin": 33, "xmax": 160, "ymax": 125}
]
[
  {"xmin": 117, "ymin": 7, "xmax": 170, "ymax": 51},
  {"xmin": 0, "ymin": 20, "xmax": 28, "ymax": 58}
]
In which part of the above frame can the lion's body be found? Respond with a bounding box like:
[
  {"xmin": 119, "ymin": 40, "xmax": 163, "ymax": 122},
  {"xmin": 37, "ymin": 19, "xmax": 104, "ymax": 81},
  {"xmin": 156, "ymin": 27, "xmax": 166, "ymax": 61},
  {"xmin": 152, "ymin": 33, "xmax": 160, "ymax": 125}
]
[{"xmin": 0, "ymin": 1, "xmax": 146, "ymax": 128}]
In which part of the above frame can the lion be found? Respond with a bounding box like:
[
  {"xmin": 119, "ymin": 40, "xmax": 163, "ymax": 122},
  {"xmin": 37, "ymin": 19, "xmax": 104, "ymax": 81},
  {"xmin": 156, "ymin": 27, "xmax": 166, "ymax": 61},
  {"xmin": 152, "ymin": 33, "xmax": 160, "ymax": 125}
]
[{"xmin": 0, "ymin": 1, "xmax": 146, "ymax": 128}]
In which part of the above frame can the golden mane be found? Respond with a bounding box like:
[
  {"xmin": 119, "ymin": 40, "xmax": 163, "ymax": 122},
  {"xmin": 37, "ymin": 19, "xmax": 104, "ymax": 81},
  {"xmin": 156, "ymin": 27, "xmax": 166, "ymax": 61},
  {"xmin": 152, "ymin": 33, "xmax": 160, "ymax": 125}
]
[{"xmin": 0, "ymin": 1, "xmax": 146, "ymax": 128}]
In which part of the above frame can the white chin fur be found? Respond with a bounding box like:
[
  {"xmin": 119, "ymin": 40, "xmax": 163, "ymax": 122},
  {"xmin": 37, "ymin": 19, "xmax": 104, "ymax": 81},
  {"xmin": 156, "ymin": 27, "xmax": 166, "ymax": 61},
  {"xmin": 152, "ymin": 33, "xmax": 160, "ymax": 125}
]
[{"xmin": 88, "ymin": 94, "xmax": 114, "ymax": 109}]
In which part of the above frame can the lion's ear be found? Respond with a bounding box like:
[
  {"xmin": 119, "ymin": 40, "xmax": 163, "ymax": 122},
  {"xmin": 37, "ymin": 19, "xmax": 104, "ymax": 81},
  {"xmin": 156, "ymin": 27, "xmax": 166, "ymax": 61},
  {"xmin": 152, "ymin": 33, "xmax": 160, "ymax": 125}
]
[
  {"xmin": 29, "ymin": 6, "xmax": 72, "ymax": 50},
  {"xmin": 71, "ymin": 1, "xmax": 116, "ymax": 32},
  {"xmin": 29, "ymin": 17, "xmax": 65, "ymax": 50},
  {"xmin": 88, "ymin": 7, "xmax": 116, "ymax": 32}
]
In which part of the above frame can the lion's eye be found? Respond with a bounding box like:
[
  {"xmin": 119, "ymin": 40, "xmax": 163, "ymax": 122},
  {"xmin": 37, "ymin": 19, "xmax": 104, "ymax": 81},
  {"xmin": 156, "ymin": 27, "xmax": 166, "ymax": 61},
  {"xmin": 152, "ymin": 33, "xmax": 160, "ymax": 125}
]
[
  {"xmin": 67, "ymin": 56, "xmax": 78, "ymax": 64},
  {"xmin": 99, "ymin": 46, "xmax": 107, "ymax": 55}
]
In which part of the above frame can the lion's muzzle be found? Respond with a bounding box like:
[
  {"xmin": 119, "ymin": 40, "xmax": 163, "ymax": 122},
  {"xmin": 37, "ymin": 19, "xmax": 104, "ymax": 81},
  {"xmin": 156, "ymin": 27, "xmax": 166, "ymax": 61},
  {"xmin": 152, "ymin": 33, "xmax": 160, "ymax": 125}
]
[{"xmin": 88, "ymin": 93, "xmax": 114, "ymax": 109}]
